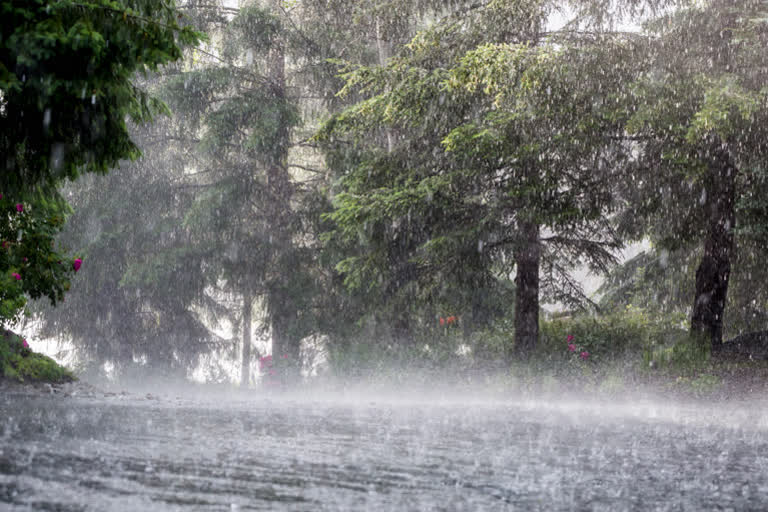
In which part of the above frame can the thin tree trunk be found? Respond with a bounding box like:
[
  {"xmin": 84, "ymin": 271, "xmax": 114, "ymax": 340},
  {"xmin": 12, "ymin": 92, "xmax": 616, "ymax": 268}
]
[
  {"xmin": 512, "ymin": 221, "xmax": 540, "ymax": 360},
  {"xmin": 240, "ymin": 291, "xmax": 253, "ymax": 387},
  {"xmin": 690, "ymin": 146, "xmax": 737, "ymax": 352}
]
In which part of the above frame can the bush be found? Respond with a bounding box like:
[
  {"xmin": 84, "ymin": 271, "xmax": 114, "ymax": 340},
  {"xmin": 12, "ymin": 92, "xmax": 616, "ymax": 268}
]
[
  {"xmin": 540, "ymin": 306, "xmax": 689, "ymax": 363},
  {"xmin": 0, "ymin": 329, "xmax": 74, "ymax": 383}
]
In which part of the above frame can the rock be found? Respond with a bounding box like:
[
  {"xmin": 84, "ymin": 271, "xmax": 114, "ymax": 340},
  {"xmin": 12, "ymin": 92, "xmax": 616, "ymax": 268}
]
[{"xmin": 720, "ymin": 331, "xmax": 768, "ymax": 360}]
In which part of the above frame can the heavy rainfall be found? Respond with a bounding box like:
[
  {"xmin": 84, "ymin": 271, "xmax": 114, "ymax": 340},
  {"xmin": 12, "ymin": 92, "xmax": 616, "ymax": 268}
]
[{"xmin": 2, "ymin": 0, "xmax": 768, "ymax": 510}]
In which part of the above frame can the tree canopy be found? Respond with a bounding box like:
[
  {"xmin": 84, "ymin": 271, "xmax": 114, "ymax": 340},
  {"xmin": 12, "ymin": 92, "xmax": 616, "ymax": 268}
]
[{"xmin": 0, "ymin": 0, "xmax": 200, "ymax": 325}]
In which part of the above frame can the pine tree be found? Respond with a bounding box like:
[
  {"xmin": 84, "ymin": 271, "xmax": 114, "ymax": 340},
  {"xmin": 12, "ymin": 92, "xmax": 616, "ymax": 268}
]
[{"xmin": 317, "ymin": 0, "xmax": 635, "ymax": 359}]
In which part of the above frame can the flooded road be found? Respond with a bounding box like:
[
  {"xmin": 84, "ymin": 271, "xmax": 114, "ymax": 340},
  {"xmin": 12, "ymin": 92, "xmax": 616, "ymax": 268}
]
[{"xmin": 1, "ymin": 390, "xmax": 768, "ymax": 511}]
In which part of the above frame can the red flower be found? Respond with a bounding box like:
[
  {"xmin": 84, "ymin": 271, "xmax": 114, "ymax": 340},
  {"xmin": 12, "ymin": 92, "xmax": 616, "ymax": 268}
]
[{"xmin": 439, "ymin": 317, "xmax": 445, "ymax": 326}]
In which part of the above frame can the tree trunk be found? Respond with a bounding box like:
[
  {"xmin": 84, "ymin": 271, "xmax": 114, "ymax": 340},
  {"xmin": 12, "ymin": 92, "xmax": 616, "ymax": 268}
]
[
  {"xmin": 690, "ymin": 145, "xmax": 737, "ymax": 352},
  {"xmin": 240, "ymin": 291, "xmax": 253, "ymax": 387},
  {"xmin": 512, "ymin": 221, "xmax": 540, "ymax": 360}
]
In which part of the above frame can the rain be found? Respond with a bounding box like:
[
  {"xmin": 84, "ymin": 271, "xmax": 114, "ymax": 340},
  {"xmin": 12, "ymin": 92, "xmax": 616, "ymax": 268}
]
[{"xmin": 3, "ymin": 0, "xmax": 768, "ymax": 510}]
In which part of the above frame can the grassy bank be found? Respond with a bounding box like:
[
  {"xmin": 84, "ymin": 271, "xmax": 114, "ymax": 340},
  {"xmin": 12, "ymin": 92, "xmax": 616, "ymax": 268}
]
[
  {"xmin": 321, "ymin": 307, "xmax": 768, "ymax": 401},
  {"xmin": 0, "ymin": 329, "xmax": 75, "ymax": 384}
]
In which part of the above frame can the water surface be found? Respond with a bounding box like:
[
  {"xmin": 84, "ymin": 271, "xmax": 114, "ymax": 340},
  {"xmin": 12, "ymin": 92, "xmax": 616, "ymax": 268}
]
[{"xmin": 1, "ymin": 391, "xmax": 767, "ymax": 511}]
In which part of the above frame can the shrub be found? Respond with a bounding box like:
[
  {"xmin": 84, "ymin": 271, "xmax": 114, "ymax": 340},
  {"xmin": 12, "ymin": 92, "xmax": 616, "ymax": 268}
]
[
  {"xmin": 540, "ymin": 306, "xmax": 689, "ymax": 363},
  {"xmin": 0, "ymin": 329, "xmax": 74, "ymax": 383}
]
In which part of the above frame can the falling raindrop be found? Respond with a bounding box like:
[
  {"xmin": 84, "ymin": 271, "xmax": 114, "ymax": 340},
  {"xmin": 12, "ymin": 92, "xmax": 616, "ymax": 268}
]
[
  {"xmin": 50, "ymin": 143, "xmax": 65, "ymax": 171},
  {"xmin": 659, "ymin": 249, "xmax": 669, "ymax": 268}
]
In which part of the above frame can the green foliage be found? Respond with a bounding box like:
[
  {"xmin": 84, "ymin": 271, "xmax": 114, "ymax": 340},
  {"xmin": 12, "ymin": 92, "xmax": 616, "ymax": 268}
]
[
  {"xmin": 0, "ymin": 0, "xmax": 203, "ymax": 195},
  {"xmin": 645, "ymin": 339, "xmax": 710, "ymax": 373},
  {"xmin": 0, "ymin": 329, "xmax": 74, "ymax": 383},
  {"xmin": 539, "ymin": 307, "xmax": 688, "ymax": 363},
  {"xmin": 221, "ymin": 5, "xmax": 281, "ymax": 61},
  {"xmin": 0, "ymin": 191, "xmax": 77, "ymax": 324},
  {"xmin": 12, "ymin": 352, "xmax": 74, "ymax": 383}
]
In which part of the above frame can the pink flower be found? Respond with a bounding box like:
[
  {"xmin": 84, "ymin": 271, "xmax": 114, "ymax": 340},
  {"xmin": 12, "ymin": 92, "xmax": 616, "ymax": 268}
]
[
  {"xmin": 15, "ymin": 203, "xmax": 23, "ymax": 213},
  {"xmin": 22, "ymin": 339, "xmax": 28, "ymax": 348},
  {"xmin": 568, "ymin": 343, "xmax": 576, "ymax": 352},
  {"xmin": 22, "ymin": 257, "xmax": 27, "ymax": 262},
  {"xmin": 566, "ymin": 334, "xmax": 574, "ymax": 342},
  {"xmin": 12, "ymin": 273, "xmax": 20, "ymax": 280},
  {"xmin": 439, "ymin": 317, "xmax": 445, "ymax": 326},
  {"xmin": 73, "ymin": 258, "xmax": 82, "ymax": 272},
  {"xmin": 0, "ymin": 193, "xmax": 3, "ymax": 199},
  {"xmin": 580, "ymin": 351, "xmax": 589, "ymax": 360}
]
